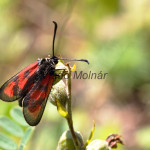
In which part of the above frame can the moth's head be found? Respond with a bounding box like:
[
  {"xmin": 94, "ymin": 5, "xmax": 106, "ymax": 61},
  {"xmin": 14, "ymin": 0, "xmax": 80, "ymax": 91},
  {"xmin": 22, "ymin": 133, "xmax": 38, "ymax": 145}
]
[
  {"xmin": 51, "ymin": 56, "xmax": 58, "ymax": 64},
  {"xmin": 48, "ymin": 21, "xmax": 89, "ymax": 66},
  {"xmin": 38, "ymin": 56, "xmax": 58, "ymax": 65}
]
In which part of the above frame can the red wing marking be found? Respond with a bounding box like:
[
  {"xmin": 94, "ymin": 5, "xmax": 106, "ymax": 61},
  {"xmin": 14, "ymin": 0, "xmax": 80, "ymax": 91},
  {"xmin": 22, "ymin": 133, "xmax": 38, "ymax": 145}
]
[
  {"xmin": 18, "ymin": 78, "xmax": 28, "ymax": 90},
  {"xmin": 0, "ymin": 61, "xmax": 39, "ymax": 102},
  {"xmin": 18, "ymin": 64, "xmax": 38, "ymax": 90},
  {"xmin": 23, "ymin": 75, "xmax": 54, "ymax": 126},
  {"xmin": 28, "ymin": 104, "xmax": 41, "ymax": 113},
  {"xmin": 4, "ymin": 82, "xmax": 15, "ymax": 97},
  {"xmin": 29, "ymin": 75, "xmax": 50, "ymax": 101}
]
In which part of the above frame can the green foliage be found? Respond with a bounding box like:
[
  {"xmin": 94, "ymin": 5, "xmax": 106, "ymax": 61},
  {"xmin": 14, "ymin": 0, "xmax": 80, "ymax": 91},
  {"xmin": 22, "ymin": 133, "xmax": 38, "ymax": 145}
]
[
  {"xmin": 0, "ymin": 0, "xmax": 149, "ymax": 149},
  {"xmin": 10, "ymin": 108, "xmax": 28, "ymax": 127},
  {"xmin": 18, "ymin": 127, "xmax": 34, "ymax": 150},
  {"xmin": 136, "ymin": 126, "xmax": 150, "ymax": 149},
  {"xmin": 56, "ymin": 98, "xmax": 68, "ymax": 118},
  {"xmin": 84, "ymin": 121, "xmax": 95, "ymax": 147},
  {"xmin": 0, "ymin": 117, "xmax": 24, "ymax": 137},
  {"xmin": 0, "ymin": 107, "xmax": 34, "ymax": 150},
  {"xmin": 0, "ymin": 133, "xmax": 17, "ymax": 150}
]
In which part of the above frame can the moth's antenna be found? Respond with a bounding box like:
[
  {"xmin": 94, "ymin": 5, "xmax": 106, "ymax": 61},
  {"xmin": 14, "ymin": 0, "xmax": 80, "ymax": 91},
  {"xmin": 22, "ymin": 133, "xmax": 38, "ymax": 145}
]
[
  {"xmin": 60, "ymin": 58, "xmax": 89, "ymax": 64},
  {"xmin": 52, "ymin": 21, "xmax": 57, "ymax": 57},
  {"xmin": 52, "ymin": 21, "xmax": 89, "ymax": 65}
]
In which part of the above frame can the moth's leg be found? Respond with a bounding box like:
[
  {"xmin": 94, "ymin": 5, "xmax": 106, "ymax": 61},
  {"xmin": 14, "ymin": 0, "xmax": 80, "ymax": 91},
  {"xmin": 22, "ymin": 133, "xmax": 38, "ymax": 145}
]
[{"xmin": 18, "ymin": 98, "xmax": 23, "ymax": 107}]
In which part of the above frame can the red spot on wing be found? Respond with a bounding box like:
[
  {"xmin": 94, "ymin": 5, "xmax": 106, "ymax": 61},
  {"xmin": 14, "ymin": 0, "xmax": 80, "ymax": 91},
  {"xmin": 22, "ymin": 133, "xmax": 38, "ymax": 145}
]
[
  {"xmin": 18, "ymin": 78, "xmax": 28, "ymax": 90},
  {"xmin": 29, "ymin": 75, "xmax": 53, "ymax": 101},
  {"xmin": 30, "ymin": 89, "xmax": 46, "ymax": 101},
  {"xmin": 0, "ymin": 61, "xmax": 39, "ymax": 102},
  {"xmin": 45, "ymin": 75, "xmax": 54, "ymax": 96},
  {"xmin": 41, "ymin": 75, "xmax": 50, "ymax": 86},
  {"xmin": 27, "ymin": 104, "xmax": 42, "ymax": 120},
  {"xmin": 28, "ymin": 83, "xmax": 34, "ymax": 92},
  {"xmin": 23, "ymin": 61, "xmax": 38, "ymax": 72},
  {"xmin": 4, "ymin": 81, "xmax": 15, "ymax": 97},
  {"xmin": 18, "ymin": 62, "xmax": 38, "ymax": 90},
  {"xmin": 23, "ymin": 75, "xmax": 55, "ymax": 125},
  {"xmin": 28, "ymin": 104, "xmax": 41, "ymax": 114}
]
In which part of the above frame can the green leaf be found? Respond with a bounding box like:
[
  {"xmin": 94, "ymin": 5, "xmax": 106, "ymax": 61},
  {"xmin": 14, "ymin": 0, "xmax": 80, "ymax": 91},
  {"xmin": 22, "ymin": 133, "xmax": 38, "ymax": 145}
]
[
  {"xmin": 0, "ymin": 117, "xmax": 24, "ymax": 137},
  {"xmin": 84, "ymin": 120, "xmax": 95, "ymax": 147},
  {"xmin": 0, "ymin": 133, "xmax": 17, "ymax": 150},
  {"xmin": 71, "ymin": 64, "xmax": 76, "ymax": 71},
  {"xmin": 18, "ymin": 145, "xmax": 23, "ymax": 150},
  {"xmin": 18, "ymin": 127, "xmax": 34, "ymax": 150},
  {"xmin": 10, "ymin": 107, "xmax": 28, "ymax": 126},
  {"xmin": 56, "ymin": 99, "xmax": 68, "ymax": 118}
]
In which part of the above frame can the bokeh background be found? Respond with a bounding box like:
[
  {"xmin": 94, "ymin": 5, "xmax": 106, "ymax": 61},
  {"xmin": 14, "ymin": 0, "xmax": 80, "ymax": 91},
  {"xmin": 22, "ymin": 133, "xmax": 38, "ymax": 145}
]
[{"xmin": 0, "ymin": 0, "xmax": 150, "ymax": 150}]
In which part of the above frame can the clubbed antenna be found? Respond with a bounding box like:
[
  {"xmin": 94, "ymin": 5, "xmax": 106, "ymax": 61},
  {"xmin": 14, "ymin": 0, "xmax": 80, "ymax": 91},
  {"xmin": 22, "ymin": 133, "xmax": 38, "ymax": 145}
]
[
  {"xmin": 60, "ymin": 58, "xmax": 89, "ymax": 64},
  {"xmin": 51, "ymin": 21, "xmax": 89, "ymax": 65},
  {"xmin": 52, "ymin": 21, "xmax": 57, "ymax": 57}
]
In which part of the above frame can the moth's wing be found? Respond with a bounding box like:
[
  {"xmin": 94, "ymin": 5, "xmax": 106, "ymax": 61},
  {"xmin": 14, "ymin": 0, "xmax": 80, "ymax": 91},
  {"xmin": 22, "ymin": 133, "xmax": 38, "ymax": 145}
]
[
  {"xmin": 0, "ymin": 61, "xmax": 39, "ymax": 102},
  {"xmin": 23, "ymin": 74, "xmax": 54, "ymax": 126},
  {"xmin": 18, "ymin": 82, "xmax": 35, "ymax": 107}
]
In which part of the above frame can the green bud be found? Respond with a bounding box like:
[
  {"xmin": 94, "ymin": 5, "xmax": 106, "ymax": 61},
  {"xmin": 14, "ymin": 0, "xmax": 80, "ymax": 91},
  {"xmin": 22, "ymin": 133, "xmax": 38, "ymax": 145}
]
[
  {"xmin": 53, "ymin": 61, "xmax": 68, "ymax": 85},
  {"xmin": 86, "ymin": 140, "xmax": 111, "ymax": 150},
  {"xmin": 49, "ymin": 80, "xmax": 68, "ymax": 107},
  {"xmin": 57, "ymin": 130, "xmax": 84, "ymax": 150}
]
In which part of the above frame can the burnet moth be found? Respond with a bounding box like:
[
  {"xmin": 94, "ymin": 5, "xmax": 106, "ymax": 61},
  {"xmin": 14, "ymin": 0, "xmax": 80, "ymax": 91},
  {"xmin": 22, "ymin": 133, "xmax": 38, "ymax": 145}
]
[{"xmin": 0, "ymin": 21, "xmax": 89, "ymax": 126}]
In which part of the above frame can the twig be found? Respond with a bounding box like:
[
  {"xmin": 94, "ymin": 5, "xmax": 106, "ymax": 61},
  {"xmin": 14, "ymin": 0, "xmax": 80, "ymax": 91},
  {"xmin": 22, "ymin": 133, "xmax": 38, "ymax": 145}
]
[{"xmin": 66, "ymin": 64, "xmax": 80, "ymax": 150}]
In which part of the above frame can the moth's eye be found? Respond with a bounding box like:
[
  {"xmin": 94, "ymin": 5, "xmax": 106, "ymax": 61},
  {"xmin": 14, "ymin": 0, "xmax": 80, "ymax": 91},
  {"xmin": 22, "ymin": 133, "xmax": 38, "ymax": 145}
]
[
  {"xmin": 41, "ymin": 58, "xmax": 46, "ymax": 64},
  {"xmin": 54, "ymin": 59, "xmax": 58, "ymax": 64}
]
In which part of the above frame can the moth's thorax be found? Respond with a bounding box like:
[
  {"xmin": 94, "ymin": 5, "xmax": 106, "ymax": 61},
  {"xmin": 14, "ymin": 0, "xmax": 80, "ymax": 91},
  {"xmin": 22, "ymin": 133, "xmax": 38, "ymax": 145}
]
[
  {"xmin": 38, "ymin": 56, "xmax": 58, "ymax": 66},
  {"xmin": 37, "ymin": 57, "xmax": 58, "ymax": 76}
]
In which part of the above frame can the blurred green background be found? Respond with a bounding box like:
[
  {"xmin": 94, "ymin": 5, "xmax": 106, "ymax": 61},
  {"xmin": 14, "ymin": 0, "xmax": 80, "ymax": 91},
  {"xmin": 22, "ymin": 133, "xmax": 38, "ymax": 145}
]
[{"xmin": 0, "ymin": 0, "xmax": 150, "ymax": 150}]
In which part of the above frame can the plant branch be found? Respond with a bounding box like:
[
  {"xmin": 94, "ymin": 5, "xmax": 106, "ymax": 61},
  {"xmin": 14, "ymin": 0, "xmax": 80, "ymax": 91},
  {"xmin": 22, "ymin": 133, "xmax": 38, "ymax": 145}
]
[{"xmin": 66, "ymin": 64, "xmax": 80, "ymax": 150}]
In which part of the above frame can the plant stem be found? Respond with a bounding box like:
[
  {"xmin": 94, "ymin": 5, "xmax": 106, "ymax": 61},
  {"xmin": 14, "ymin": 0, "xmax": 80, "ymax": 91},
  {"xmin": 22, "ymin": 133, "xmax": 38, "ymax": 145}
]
[{"xmin": 66, "ymin": 64, "xmax": 80, "ymax": 150}]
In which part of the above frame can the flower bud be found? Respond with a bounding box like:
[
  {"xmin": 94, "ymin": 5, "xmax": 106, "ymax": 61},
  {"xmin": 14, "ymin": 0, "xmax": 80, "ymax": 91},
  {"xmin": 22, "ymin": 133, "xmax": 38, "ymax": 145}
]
[
  {"xmin": 86, "ymin": 140, "xmax": 111, "ymax": 150},
  {"xmin": 53, "ymin": 61, "xmax": 68, "ymax": 85},
  {"xmin": 57, "ymin": 130, "xmax": 84, "ymax": 150},
  {"xmin": 49, "ymin": 80, "xmax": 68, "ymax": 107}
]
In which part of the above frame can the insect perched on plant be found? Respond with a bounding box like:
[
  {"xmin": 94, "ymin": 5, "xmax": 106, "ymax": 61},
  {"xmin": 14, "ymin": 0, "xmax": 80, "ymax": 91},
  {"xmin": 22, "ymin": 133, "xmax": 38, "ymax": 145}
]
[{"xmin": 0, "ymin": 21, "xmax": 89, "ymax": 126}]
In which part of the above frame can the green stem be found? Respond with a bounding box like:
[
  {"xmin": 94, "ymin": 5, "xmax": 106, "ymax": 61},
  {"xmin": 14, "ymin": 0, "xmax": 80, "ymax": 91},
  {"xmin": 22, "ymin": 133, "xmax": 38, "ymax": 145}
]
[{"xmin": 66, "ymin": 64, "xmax": 80, "ymax": 150}]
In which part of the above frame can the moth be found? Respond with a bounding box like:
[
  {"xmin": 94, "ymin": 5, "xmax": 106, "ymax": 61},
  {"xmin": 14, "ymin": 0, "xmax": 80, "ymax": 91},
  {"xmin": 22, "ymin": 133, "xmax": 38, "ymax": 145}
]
[{"xmin": 0, "ymin": 21, "xmax": 89, "ymax": 126}]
